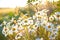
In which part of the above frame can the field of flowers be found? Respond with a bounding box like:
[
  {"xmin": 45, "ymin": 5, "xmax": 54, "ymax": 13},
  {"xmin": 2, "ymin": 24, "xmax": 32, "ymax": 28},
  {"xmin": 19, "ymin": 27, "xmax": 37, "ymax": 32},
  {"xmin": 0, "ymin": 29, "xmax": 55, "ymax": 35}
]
[{"xmin": 0, "ymin": 0, "xmax": 60, "ymax": 40}]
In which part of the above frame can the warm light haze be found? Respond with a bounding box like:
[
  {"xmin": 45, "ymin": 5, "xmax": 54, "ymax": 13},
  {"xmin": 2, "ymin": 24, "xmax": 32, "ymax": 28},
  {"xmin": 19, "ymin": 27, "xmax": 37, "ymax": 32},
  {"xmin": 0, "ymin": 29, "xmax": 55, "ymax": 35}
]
[{"xmin": 0, "ymin": 0, "xmax": 27, "ymax": 8}]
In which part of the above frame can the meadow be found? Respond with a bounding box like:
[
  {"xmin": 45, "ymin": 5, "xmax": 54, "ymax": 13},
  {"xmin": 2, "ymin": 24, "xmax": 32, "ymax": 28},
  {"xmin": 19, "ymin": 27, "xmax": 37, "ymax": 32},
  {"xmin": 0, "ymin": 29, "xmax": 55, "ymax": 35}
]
[{"xmin": 0, "ymin": 0, "xmax": 60, "ymax": 40}]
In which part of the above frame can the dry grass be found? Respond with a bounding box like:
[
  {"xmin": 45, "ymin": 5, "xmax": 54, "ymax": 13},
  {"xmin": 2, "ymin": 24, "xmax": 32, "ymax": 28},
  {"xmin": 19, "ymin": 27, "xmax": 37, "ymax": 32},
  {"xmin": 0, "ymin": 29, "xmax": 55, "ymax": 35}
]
[{"xmin": 0, "ymin": 8, "xmax": 16, "ymax": 14}]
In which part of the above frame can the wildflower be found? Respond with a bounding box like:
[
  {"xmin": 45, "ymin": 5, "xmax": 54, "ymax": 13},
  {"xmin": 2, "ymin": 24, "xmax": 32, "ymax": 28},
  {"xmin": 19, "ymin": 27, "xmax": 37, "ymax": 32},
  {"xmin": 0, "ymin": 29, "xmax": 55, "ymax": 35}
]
[
  {"xmin": 10, "ymin": 17, "xmax": 14, "ymax": 22},
  {"xmin": 28, "ymin": 28, "xmax": 31, "ymax": 33},
  {"xmin": 17, "ymin": 19, "xmax": 21, "ymax": 23},
  {"xmin": 18, "ymin": 17, "xmax": 22, "ymax": 20},
  {"xmin": 41, "ymin": 20, "xmax": 48, "ymax": 26},
  {"xmin": 6, "ymin": 22, "xmax": 11, "ymax": 28},
  {"xmin": 29, "ymin": 29, "xmax": 36, "ymax": 34},
  {"xmin": 40, "ymin": 38, "xmax": 43, "ymax": 40},
  {"xmin": 35, "ymin": 20, "xmax": 40, "ymax": 27},
  {"xmin": 2, "ymin": 26, "xmax": 9, "ymax": 36},
  {"xmin": 51, "ymin": 28, "xmax": 58, "ymax": 34},
  {"xmin": 55, "ymin": 12, "xmax": 60, "ymax": 15},
  {"xmin": 17, "ymin": 25, "xmax": 24, "ymax": 31},
  {"xmin": 45, "ymin": 22, "xmax": 54, "ymax": 32},
  {"xmin": 53, "ymin": 15, "xmax": 58, "ymax": 21},
  {"xmin": 57, "ymin": 25, "xmax": 60, "ymax": 29},
  {"xmin": 8, "ymin": 30, "xmax": 13, "ymax": 35},
  {"xmin": 49, "ymin": 16, "xmax": 54, "ymax": 21},
  {"xmin": 13, "ymin": 20, "xmax": 17, "ymax": 24},
  {"xmin": 11, "ymin": 25, "xmax": 18, "ymax": 33},
  {"xmin": 0, "ymin": 24, "xmax": 2, "ymax": 27},
  {"xmin": 3, "ymin": 21, "xmax": 6, "ymax": 25},
  {"xmin": 22, "ymin": 19, "xmax": 29, "ymax": 26},
  {"xmin": 42, "ymin": 9, "xmax": 49, "ymax": 13},
  {"xmin": 32, "ymin": 25, "xmax": 37, "ymax": 30},
  {"xmin": 33, "ymin": 15, "xmax": 36, "ymax": 19},
  {"xmin": 28, "ymin": 20, "xmax": 33, "ymax": 25},
  {"xmin": 58, "ymin": 17, "xmax": 60, "ymax": 20},
  {"xmin": 15, "ymin": 33, "xmax": 23, "ymax": 39},
  {"xmin": 43, "ymin": 16, "xmax": 48, "ymax": 21},
  {"xmin": 36, "ymin": 37, "xmax": 40, "ymax": 40},
  {"xmin": 35, "ymin": 11, "xmax": 42, "ymax": 18}
]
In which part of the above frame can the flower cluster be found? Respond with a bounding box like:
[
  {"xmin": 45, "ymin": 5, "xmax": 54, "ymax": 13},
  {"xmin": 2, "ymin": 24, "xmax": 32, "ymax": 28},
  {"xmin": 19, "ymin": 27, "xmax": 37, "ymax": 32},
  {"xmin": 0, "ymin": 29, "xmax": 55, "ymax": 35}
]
[{"xmin": 2, "ymin": 9, "xmax": 60, "ymax": 40}]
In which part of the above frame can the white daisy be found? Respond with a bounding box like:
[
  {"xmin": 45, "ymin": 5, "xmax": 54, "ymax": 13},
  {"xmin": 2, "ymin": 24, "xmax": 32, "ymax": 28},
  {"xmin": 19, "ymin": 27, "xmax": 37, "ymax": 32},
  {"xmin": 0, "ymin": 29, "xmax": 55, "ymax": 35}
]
[
  {"xmin": 15, "ymin": 33, "xmax": 22, "ymax": 40},
  {"xmin": 45, "ymin": 22, "xmax": 54, "ymax": 32},
  {"xmin": 10, "ymin": 17, "xmax": 14, "ymax": 22},
  {"xmin": 49, "ymin": 16, "xmax": 54, "ymax": 21},
  {"xmin": 41, "ymin": 20, "xmax": 48, "ymax": 26},
  {"xmin": 17, "ymin": 25, "xmax": 24, "ymax": 31},
  {"xmin": 42, "ymin": 9, "xmax": 49, "ymax": 13},
  {"xmin": 8, "ymin": 30, "xmax": 13, "ymax": 35},
  {"xmin": 36, "ymin": 37, "xmax": 40, "ymax": 40},
  {"xmin": 35, "ymin": 11, "xmax": 41, "ymax": 17},
  {"xmin": 11, "ymin": 25, "xmax": 18, "ymax": 33},
  {"xmin": 57, "ymin": 25, "xmax": 60, "ymax": 29},
  {"xmin": 3, "ymin": 21, "xmax": 7, "ymax": 25},
  {"xmin": 40, "ymin": 38, "xmax": 43, "ymax": 40},
  {"xmin": 55, "ymin": 12, "xmax": 60, "ymax": 15},
  {"xmin": 53, "ymin": 15, "xmax": 58, "ymax": 21},
  {"xmin": 28, "ymin": 20, "xmax": 33, "ymax": 25},
  {"xmin": 2, "ymin": 26, "xmax": 9, "ymax": 36},
  {"xmin": 33, "ymin": 15, "xmax": 36, "ymax": 19},
  {"xmin": 58, "ymin": 17, "xmax": 60, "ymax": 20},
  {"xmin": 18, "ymin": 17, "xmax": 22, "ymax": 20},
  {"xmin": 22, "ymin": 19, "xmax": 29, "ymax": 26}
]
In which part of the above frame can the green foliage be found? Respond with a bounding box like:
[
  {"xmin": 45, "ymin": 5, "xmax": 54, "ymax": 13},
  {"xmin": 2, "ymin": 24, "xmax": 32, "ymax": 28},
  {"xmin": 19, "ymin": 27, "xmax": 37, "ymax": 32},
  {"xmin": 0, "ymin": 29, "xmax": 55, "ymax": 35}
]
[
  {"xmin": 19, "ymin": 8, "xmax": 27, "ymax": 14},
  {"xmin": 55, "ymin": 29, "xmax": 60, "ymax": 40},
  {"xmin": 0, "ymin": 12, "xmax": 15, "ymax": 24},
  {"xmin": 0, "ymin": 27, "xmax": 8, "ymax": 40},
  {"xmin": 0, "ymin": 19, "xmax": 3, "ymax": 24},
  {"xmin": 37, "ymin": 27, "xmax": 50, "ymax": 40},
  {"xmin": 50, "ymin": 0, "xmax": 60, "ymax": 16},
  {"xmin": 27, "ymin": 0, "xmax": 38, "ymax": 3},
  {"xmin": 8, "ymin": 12, "xmax": 14, "ymax": 19},
  {"xmin": 18, "ymin": 7, "xmax": 35, "ymax": 17},
  {"xmin": 57, "ymin": 1, "xmax": 60, "ymax": 6}
]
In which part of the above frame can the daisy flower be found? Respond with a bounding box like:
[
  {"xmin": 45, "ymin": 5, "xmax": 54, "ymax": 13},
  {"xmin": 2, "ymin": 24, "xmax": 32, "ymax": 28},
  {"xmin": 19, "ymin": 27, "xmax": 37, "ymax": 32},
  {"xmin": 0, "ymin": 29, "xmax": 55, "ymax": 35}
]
[
  {"xmin": 3, "ymin": 21, "xmax": 7, "ymax": 25},
  {"xmin": 49, "ymin": 16, "xmax": 54, "ymax": 21},
  {"xmin": 11, "ymin": 25, "xmax": 18, "ymax": 33},
  {"xmin": 2, "ymin": 26, "xmax": 9, "ymax": 36},
  {"xmin": 15, "ymin": 33, "xmax": 23, "ymax": 40}
]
